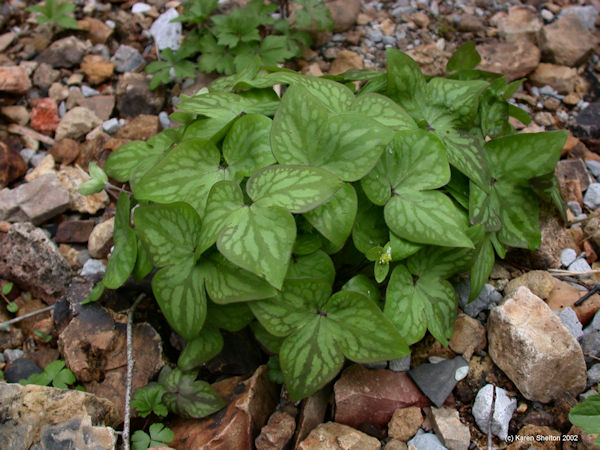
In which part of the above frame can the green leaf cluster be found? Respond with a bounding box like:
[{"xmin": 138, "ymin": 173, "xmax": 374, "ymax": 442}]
[
  {"xmin": 95, "ymin": 44, "xmax": 566, "ymax": 403},
  {"xmin": 27, "ymin": 0, "xmax": 79, "ymax": 30},
  {"xmin": 132, "ymin": 423, "xmax": 174, "ymax": 450},
  {"xmin": 147, "ymin": 0, "xmax": 333, "ymax": 88},
  {"xmin": 19, "ymin": 360, "xmax": 76, "ymax": 389},
  {"xmin": 569, "ymin": 387, "xmax": 600, "ymax": 446}
]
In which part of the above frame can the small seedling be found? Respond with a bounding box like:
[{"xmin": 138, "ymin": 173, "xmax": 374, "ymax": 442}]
[
  {"xmin": 132, "ymin": 383, "xmax": 168, "ymax": 418},
  {"xmin": 34, "ymin": 329, "xmax": 53, "ymax": 343},
  {"xmin": 19, "ymin": 360, "xmax": 76, "ymax": 389},
  {"xmin": 131, "ymin": 423, "xmax": 174, "ymax": 450},
  {"xmin": 1, "ymin": 282, "xmax": 18, "ymax": 313},
  {"xmin": 569, "ymin": 386, "xmax": 600, "ymax": 445},
  {"xmin": 27, "ymin": 0, "xmax": 79, "ymax": 30}
]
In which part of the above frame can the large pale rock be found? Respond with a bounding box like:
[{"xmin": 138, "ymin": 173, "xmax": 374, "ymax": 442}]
[
  {"xmin": 0, "ymin": 383, "xmax": 119, "ymax": 450},
  {"xmin": 170, "ymin": 365, "xmax": 279, "ymax": 449},
  {"xmin": 529, "ymin": 63, "xmax": 578, "ymax": 94},
  {"xmin": 58, "ymin": 303, "xmax": 165, "ymax": 423},
  {"xmin": 497, "ymin": 7, "xmax": 542, "ymax": 42},
  {"xmin": 0, "ymin": 222, "xmax": 72, "ymax": 303},
  {"xmin": 297, "ymin": 422, "xmax": 380, "ymax": 450},
  {"xmin": 538, "ymin": 15, "xmax": 595, "ymax": 66},
  {"xmin": 429, "ymin": 407, "xmax": 470, "ymax": 450},
  {"xmin": 55, "ymin": 107, "xmax": 102, "ymax": 141},
  {"xmin": 488, "ymin": 287, "xmax": 587, "ymax": 402},
  {"xmin": 56, "ymin": 166, "xmax": 109, "ymax": 215},
  {"xmin": 477, "ymin": 40, "xmax": 540, "ymax": 81},
  {"xmin": 334, "ymin": 365, "xmax": 430, "ymax": 429},
  {"xmin": 0, "ymin": 65, "xmax": 32, "ymax": 93}
]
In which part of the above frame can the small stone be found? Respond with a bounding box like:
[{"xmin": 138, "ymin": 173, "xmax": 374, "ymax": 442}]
[
  {"xmin": 150, "ymin": 8, "xmax": 182, "ymax": 51},
  {"xmin": 116, "ymin": 73, "xmax": 165, "ymax": 117},
  {"xmin": 132, "ymin": 2, "xmax": 152, "ymax": 14},
  {"xmin": 1, "ymin": 105, "xmax": 29, "ymax": 125},
  {"xmin": 568, "ymin": 201, "xmax": 583, "ymax": 216},
  {"xmin": 529, "ymin": 63, "xmax": 578, "ymax": 95},
  {"xmin": 158, "ymin": 111, "xmax": 170, "ymax": 130},
  {"xmin": 541, "ymin": 9, "xmax": 554, "ymax": 22},
  {"xmin": 50, "ymin": 139, "xmax": 80, "ymax": 165},
  {"xmin": 405, "ymin": 42, "xmax": 450, "ymax": 77},
  {"xmin": 0, "ymin": 66, "xmax": 32, "ymax": 93},
  {"xmin": 559, "ymin": 6, "xmax": 599, "ymax": 31},
  {"xmin": 25, "ymin": 154, "xmax": 55, "ymax": 182},
  {"xmin": 80, "ymin": 258, "xmax": 106, "ymax": 277},
  {"xmin": 539, "ymin": 15, "xmax": 594, "ymax": 66},
  {"xmin": 32, "ymin": 63, "xmax": 60, "ymax": 91},
  {"xmin": 388, "ymin": 354, "xmax": 411, "ymax": 372},
  {"xmin": 81, "ymin": 86, "xmax": 100, "ymax": 98},
  {"xmin": 456, "ymin": 14, "xmax": 484, "ymax": 32},
  {"xmin": 472, "ymin": 384, "xmax": 516, "ymax": 440},
  {"xmin": 80, "ymin": 55, "xmax": 115, "ymax": 85},
  {"xmin": 561, "ymin": 248, "xmax": 578, "ymax": 267},
  {"xmin": 4, "ymin": 348, "xmax": 25, "ymax": 363},
  {"xmin": 326, "ymin": 0, "xmax": 361, "ymax": 32},
  {"xmin": 584, "ymin": 183, "xmax": 600, "ymax": 209},
  {"xmin": 388, "ymin": 406, "xmax": 423, "ymax": 441},
  {"xmin": 293, "ymin": 389, "xmax": 329, "ymax": 448},
  {"xmin": 568, "ymin": 257, "xmax": 592, "ymax": 275},
  {"xmin": 56, "ymin": 219, "xmax": 96, "ymax": 243},
  {"xmin": 102, "ymin": 118, "xmax": 121, "ymax": 134},
  {"xmin": 79, "ymin": 95, "xmax": 116, "ymax": 122},
  {"xmin": 30, "ymin": 98, "xmax": 59, "ymax": 134},
  {"xmin": 111, "ymin": 45, "xmax": 145, "ymax": 73},
  {"xmin": 329, "ymin": 50, "xmax": 364, "ymax": 75},
  {"xmin": 456, "ymin": 281, "xmax": 502, "ymax": 317},
  {"xmin": 408, "ymin": 356, "xmax": 469, "ymax": 407},
  {"xmin": 0, "ymin": 32, "xmax": 16, "ymax": 52},
  {"xmin": 586, "ymin": 160, "xmax": 600, "ymax": 180},
  {"xmin": 534, "ymin": 111, "xmax": 555, "ymax": 127},
  {"xmin": 488, "ymin": 287, "xmax": 587, "ymax": 402},
  {"xmin": 497, "ymin": 7, "xmax": 542, "ymax": 42},
  {"xmin": 334, "ymin": 365, "xmax": 430, "ymax": 429},
  {"xmin": 37, "ymin": 36, "xmax": 90, "ymax": 69},
  {"xmin": 587, "ymin": 364, "xmax": 600, "ymax": 389},
  {"xmin": 87, "ymin": 217, "xmax": 114, "ymax": 259},
  {"xmin": 384, "ymin": 440, "xmax": 407, "ymax": 450},
  {"xmin": 77, "ymin": 17, "xmax": 114, "ymax": 45},
  {"xmin": 0, "ymin": 140, "xmax": 28, "ymax": 188},
  {"xmin": 56, "ymin": 166, "xmax": 109, "ymax": 215},
  {"xmin": 449, "ymin": 315, "xmax": 486, "ymax": 360},
  {"xmin": 477, "ymin": 40, "xmax": 540, "ymax": 82},
  {"xmin": 55, "ymin": 107, "xmax": 102, "ymax": 141},
  {"xmin": 255, "ymin": 411, "xmax": 296, "ymax": 450},
  {"xmin": 429, "ymin": 407, "xmax": 470, "ymax": 450},
  {"xmin": 115, "ymin": 114, "xmax": 160, "ymax": 141},
  {"xmin": 298, "ymin": 422, "xmax": 381, "ymax": 450},
  {"xmin": 556, "ymin": 307, "xmax": 584, "ymax": 341},
  {"xmin": 4, "ymin": 357, "xmax": 42, "ymax": 383},
  {"xmin": 0, "ymin": 222, "xmax": 73, "ymax": 302},
  {"xmin": 407, "ymin": 430, "xmax": 446, "ymax": 450},
  {"xmin": 510, "ymin": 425, "xmax": 561, "ymax": 449}
]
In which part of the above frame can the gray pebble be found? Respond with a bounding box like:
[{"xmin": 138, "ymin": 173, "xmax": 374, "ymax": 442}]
[
  {"xmin": 555, "ymin": 307, "xmax": 583, "ymax": 340},
  {"xmin": 568, "ymin": 201, "xmax": 583, "ymax": 216},
  {"xmin": 587, "ymin": 364, "xmax": 600, "ymax": 388},
  {"xmin": 20, "ymin": 148, "xmax": 36, "ymax": 164},
  {"xmin": 456, "ymin": 280, "xmax": 502, "ymax": 317},
  {"xmin": 132, "ymin": 2, "xmax": 151, "ymax": 14},
  {"xmin": 561, "ymin": 248, "xmax": 578, "ymax": 267},
  {"xmin": 584, "ymin": 183, "xmax": 600, "ymax": 209},
  {"xmin": 81, "ymin": 85, "xmax": 100, "ymax": 97},
  {"xmin": 541, "ymin": 9, "xmax": 554, "ymax": 21},
  {"xmin": 30, "ymin": 152, "xmax": 47, "ymax": 167},
  {"xmin": 559, "ymin": 6, "xmax": 599, "ymax": 31},
  {"xmin": 367, "ymin": 29, "xmax": 383, "ymax": 42},
  {"xmin": 580, "ymin": 389, "xmax": 599, "ymax": 401},
  {"xmin": 105, "ymin": 20, "xmax": 116, "ymax": 29},
  {"xmin": 150, "ymin": 8, "xmax": 182, "ymax": 51},
  {"xmin": 112, "ymin": 45, "xmax": 145, "ymax": 73},
  {"xmin": 568, "ymin": 257, "xmax": 592, "ymax": 275},
  {"xmin": 363, "ymin": 360, "xmax": 387, "ymax": 370},
  {"xmin": 389, "ymin": 354, "xmax": 411, "ymax": 372},
  {"xmin": 473, "ymin": 384, "xmax": 516, "ymax": 440},
  {"xmin": 587, "ymin": 160, "xmax": 600, "ymax": 180},
  {"xmin": 407, "ymin": 430, "xmax": 447, "ymax": 450},
  {"xmin": 80, "ymin": 259, "xmax": 106, "ymax": 277},
  {"xmin": 102, "ymin": 118, "xmax": 121, "ymax": 134},
  {"xmin": 4, "ymin": 348, "xmax": 24, "ymax": 363},
  {"xmin": 382, "ymin": 35, "xmax": 396, "ymax": 46},
  {"xmin": 77, "ymin": 249, "xmax": 91, "ymax": 267},
  {"xmin": 159, "ymin": 111, "xmax": 171, "ymax": 130},
  {"xmin": 58, "ymin": 101, "xmax": 66, "ymax": 118}
]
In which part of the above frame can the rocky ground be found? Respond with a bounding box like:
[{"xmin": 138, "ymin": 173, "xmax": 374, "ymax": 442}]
[{"xmin": 2, "ymin": 0, "xmax": 600, "ymax": 449}]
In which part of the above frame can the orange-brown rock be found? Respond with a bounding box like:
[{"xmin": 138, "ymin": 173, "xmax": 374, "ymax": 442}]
[
  {"xmin": 80, "ymin": 55, "xmax": 115, "ymax": 85},
  {"xmin": 0, "ymin": 140, "xmax": 27, "ymax": 187}
]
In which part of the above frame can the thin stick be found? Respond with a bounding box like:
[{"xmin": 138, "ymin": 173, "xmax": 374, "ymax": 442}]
[
  {"xmin": 487, "ymin": 385, "xmax": 496, "ymax": 450},
  {"xmin": 0, "ymin": 304, "xmax": 55, "ymax": 328},
  {"xmin": 7, "ymin": 123, "xmax": 55, "ymax": 146},
  {"xmin": 547, "ymin": 269, "xmax": 600, "ymax": 276},
  {"xmin": 123, "ymin": 294, "xmax": 145, "ymax": 450}
]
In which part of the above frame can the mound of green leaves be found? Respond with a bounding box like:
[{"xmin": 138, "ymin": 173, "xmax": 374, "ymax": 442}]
[
  {"xmin": 146, "ymin": 0, "xmax": 333, "ymax": 88},
  {"xmin": 569, "ymin": 387, "xmax": 600, "ymax": 445},
  {"xmin": 85, "ymin": 44, "xmax": 566, "ymax": 409}
]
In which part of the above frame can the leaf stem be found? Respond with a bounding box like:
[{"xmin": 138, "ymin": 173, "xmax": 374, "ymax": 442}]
[
  {"xmin": 0, "ymin": 304, "xmax": 55, "ymax": 329},
  {"xmin": 123, "ymin": 293, "xmax": 145, "ymax": 450}
]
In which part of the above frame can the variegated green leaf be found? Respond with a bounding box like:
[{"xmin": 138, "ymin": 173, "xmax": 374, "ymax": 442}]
[
  {"xmin": 426, "ymin": 78, "xmax": 488, "ymax": 127},
  {"xmin": 159, "ymin": 367, "xmax": 225, "ymax": 419},
  {"xmin": 197, "ymin": 181, "xmax": 245, "ymax": 254},
  {"xmin": 222, "ymin": 114, "xmax": 276, "ymax": 178},
  {"xmin": 177, "ymin": 326, "xmax": 223, "ymax": 371},
  {"xmin": 217, "ymin": 205, "xmax": 296, "ymax": 290},
  {"xmin": 202, "ymin": 253, "xmax": 276, "ymax": 304},
  {"xmin": 152, "ymin": 262, "xmax": 207, "ymax": 340},
  {"xmin": 271, "ymin": 84, "xmax": 330, "ymax": 166},
  {"xmin": 530, "ymin": 171, "xmax": 567, "ymax": 222},
  {"xmin": 384, "ymin": 191, "xmax": 473, "ymax": 248},
  {"xmin": 325, "ymin": 291, "xmax": 409, "ymax": 362},
  {"xmin": 177, "ymin": 91, "xmax": 278, "ymax": 118},
  {"xmin": 386, "ymin": 48, "xmax": 426, "ymax": 118},
  {"xmin": 293, "ymin": 233, "xmax": 322, "ymax": 255},
  {"xmin": 428, "ymin": 113, "xmax": 489, "ymax": 189},
  {"xmin": 134, "ymin": 139, "xmax": 224, "ymax": 214},
  {"xmin": 132, "ymin": 237, "xmax": 153, "ymax": 281},
  {"xmin": 103, "ymin": 194, "xmax": 136, "ymax": 289},
  {"xmin": 469, "ymin": 182, "xmax": 502, "ymax": 232},
  {"xmin": 385, "ymin": 265, "xmax": 456, "ymax": 345},
  {"xmin": 469, "ymin": 236, "xmax": 495, "ymax": 301},
  {"xmin": 352, "ymin": 190, "xmax": 388, "ymax": 254},
  {"xmin": 286, "ymin": 250, "xmax": 335, "ymax": 286},
  {"xmin": 304, "ymin": 183, "xmax": 357, "ymax": 248},
  {"xmin": 247, "ymin": 165, "xmax": 343, "ymax": 213},
  {"xmin": 485, "ymin": 131, "xmax": 567, "ymax": 182},
  {"xmin": 134, "ymin": 202, "xmax": 201, "ymax": 267},
  {"xmin": 280, "ymin": 318, "xmax": 344, "ymax": 401},
  {"xmin": 315, "ymin": 113, "xmax": 394, "ymax": 181},
  {"xmin": 105, "ymin": 140, "xmax": 170, "ymax": 182},
  {"xmin": 295, "ymin": 76, "xmax": 354, "ymax": 113},
  {"xmin": 250, "ymin": 321, "xmax": 283, "ymax": 354},
  {"xmin": 496, "ymin": 182, "xmax": 541, "ymax": 250},
  {"xmin": 206, "ymin": 302, "xmax": 254, "ymax": 332},
  {"xmin": 389, "ymin": 233, "xmax": 422, "ymax": 261},
  {"xmin": 446, "ymin": 41, "xmax": 481, "ymax": 73},
  {"xmin": 341, "ymin": 275, "xmax": 380, "ymax": 303},
  {"xmin": 182, "ymin": 117, "xmax": 235, "ymax": 143},
  {"xmin": 374, "ymin": 261, "xmax": 390, "ymax": 283},
  {"xmin": 361, "ymin": 158, "xmax": 390, "ymax": 206},
  {"xmin": 351, "ymin": 92, "xmax": 417, "ymax": 130}
]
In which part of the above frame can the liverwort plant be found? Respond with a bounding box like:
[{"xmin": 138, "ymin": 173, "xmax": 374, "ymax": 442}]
[{"xmin": 81, "ymin": 43, "xmax": 566, "ymax": 412}]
